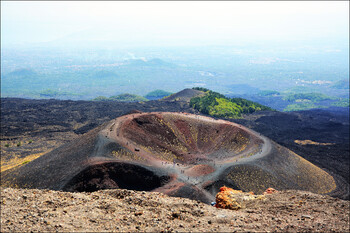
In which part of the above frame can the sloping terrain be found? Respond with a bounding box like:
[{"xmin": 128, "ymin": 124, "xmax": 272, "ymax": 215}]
[
  {"xmin": 2, "ymin": 112, "xmax": 337, "ymax": 203},
  {"xmin": 161, "ymin": 88, "xmax": 205, "ymax": 102},
  {"xmin": 232, "ymin": 107, "xmax": 350, "ymax": 199},
  {"xmin": 1, "ymin": 187, "xmax": 349, "ymax": 232},
  {"xmin": 0, "ymin": 97, "xmax": 198, "ymax": 137}
]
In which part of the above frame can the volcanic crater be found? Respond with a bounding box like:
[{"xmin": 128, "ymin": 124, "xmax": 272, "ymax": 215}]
[
  {"xmin": 2, "ymin": 112, "xmax": 337, "ymax": 203},
  {"xmin": 120, "ymin": 112, "xmax": 263, "ymax": 165}
]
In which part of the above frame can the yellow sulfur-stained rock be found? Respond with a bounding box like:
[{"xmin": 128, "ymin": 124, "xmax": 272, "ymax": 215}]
[{"xmin": 215, "ymin": 186, "xmax": 266, "ymax": 210}]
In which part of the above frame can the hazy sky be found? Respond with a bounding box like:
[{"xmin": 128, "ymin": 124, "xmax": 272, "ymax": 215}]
[{"xmin": 1, "ymin": 1, "xmax": 349, "ymax": 47}]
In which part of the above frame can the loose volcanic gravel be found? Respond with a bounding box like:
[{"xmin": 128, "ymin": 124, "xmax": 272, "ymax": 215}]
[{"xmin": 1, "ymin": 187, "xmax": 349, "ymax": 232}]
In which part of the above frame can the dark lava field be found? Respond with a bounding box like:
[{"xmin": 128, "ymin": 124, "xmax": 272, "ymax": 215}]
[{"xmin": 1, "ymin": 97, "xmax": 349, "ymax": 200}]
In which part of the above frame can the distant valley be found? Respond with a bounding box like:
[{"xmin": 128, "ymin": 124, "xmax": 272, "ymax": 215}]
[{"xmin": 1, "ymin": 45, "xmax": 348, "ymax": 113}]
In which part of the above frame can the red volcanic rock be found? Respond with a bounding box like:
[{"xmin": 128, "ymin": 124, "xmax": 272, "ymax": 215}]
[
  {"xmin": 120, "ymin": 112, "xmax": 263, "ymax": 165},
  {"xmin": 185, "ymin": 164, "xmax": 215, "ymax": 177},
  {"xmin": 264, "ymin": 187, "xmax": 278, "ymax": 195}
]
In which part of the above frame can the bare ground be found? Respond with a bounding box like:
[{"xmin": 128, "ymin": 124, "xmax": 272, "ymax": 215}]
[{"xmin": 1, "ymin": 187, "xmax": 349, "ymax": 232}]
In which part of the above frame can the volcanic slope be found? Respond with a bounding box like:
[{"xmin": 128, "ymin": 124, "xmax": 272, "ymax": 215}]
[
  {"xmin": 161, "ymin": 88, "xmax": 205, "ymax": 102},
  {"xmin": 2, "ymin": 112, "xmax": 336, "ymax": 203}
]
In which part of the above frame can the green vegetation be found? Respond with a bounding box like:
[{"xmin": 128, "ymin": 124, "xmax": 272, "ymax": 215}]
[
  {"xmin": 28, "ymin": 139, "xmax": 33, "ymax": 144},
  {"xmin": 192, "ymin": 87, "xmax": 211, "ymax": 92},
  {"xmin": 284, "ymin": 103, "xmax": 324, "ymax": 112},
  {"xmin": 4, "ymin": 143, "xmax": 10, "ymax": 148},
  {"xmin": 92, "ymin": 93, "xmax": 148, "ymax": 102},
  {"xmin": 17, "ymin": 142, "xmax": 21, "ymax": 147},
  {"xmin": 281, "ymin": 92, "xmax": 340, "ymax": 111},
  {"xmin": 331, "ymin": 99, "xmax": 350, "ymax": 107},
  {"xmin": 144, "ymin": 90, "xmax": 173, "ymax": 99},
  {"xmin": 39, "ymin": 89, "xmax": 80, "ymax": 98},
  {"xmin": 278, "ymin": 91, "xmax": 350, "ymax": 111},
  {"xmin": 190, "ymin": 88, "xmax": 273, "ymax": 118},
  {"xmin": 258, "ymin": 90, "xmax": 280, "ymax": 96},
  {"xmin": 22, "ymin": 161, "xmax": 30, "ymax": 165},
  {"xmin": 283, "ymin": 93, "xmax": 334, "ymax": 102},
  {"xmin": 208, "ymin": 98, "xmax": 243, "ymax": 118},
  {"xmin": 109, "ymin": 93, "xmax": 148, "ymax": 102},
  {"xmin": 92, "ymin": 96, "xmax": 110, "ymax": 101}
]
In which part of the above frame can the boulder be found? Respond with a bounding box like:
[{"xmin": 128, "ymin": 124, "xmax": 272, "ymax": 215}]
[
  {"xmin": 215, "ymin": 186, "xmax": 266, "ymax": 210},
  {"xmin": 263, "ymin": 187, "xmax": 278, "ymax": 195}
]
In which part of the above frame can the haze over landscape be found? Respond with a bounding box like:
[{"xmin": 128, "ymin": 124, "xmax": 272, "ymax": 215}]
[
  {"xmin": 1, "ymin": 1, "xmax": 349, "ymax": 110},
  {"xmin": 1, "ymin": 1, "xmax": 349, "ymax": 232}
]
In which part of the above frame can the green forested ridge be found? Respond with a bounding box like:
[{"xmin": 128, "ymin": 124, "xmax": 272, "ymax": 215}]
[
  {"xmin": 92, "ymin": 93, "xmax": 148, "ymax": 102},
  {"xmin": 144, "ymin": 90, "xmax": 173, "ymax": 99},
  {"xmin": 190, "ymin": 88, "xmax": 273, "ymax": 118},
  {"xmin": 284, "ymin": 92, "xmax": 334, "ymax": 102}
]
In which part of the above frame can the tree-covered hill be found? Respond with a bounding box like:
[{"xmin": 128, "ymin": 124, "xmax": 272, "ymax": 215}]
[{"xmin": 190, "ymin": 87, "xmax": 273, "ymax": 118}]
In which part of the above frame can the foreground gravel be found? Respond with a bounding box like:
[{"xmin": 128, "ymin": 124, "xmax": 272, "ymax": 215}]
[{"xmin": 1, "ymin": 187, "xmax": 349, "ymax": 232}]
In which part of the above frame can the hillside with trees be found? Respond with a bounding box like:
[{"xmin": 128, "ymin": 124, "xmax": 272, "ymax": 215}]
[{"xmin": 190, "ymin": 88, "xmax": 273, "ymax": 118}]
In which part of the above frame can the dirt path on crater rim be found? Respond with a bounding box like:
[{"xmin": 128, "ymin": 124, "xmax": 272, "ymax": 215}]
[{"xmin": 90, "ymin": 112, "xmax": 273, "ymax": 196}]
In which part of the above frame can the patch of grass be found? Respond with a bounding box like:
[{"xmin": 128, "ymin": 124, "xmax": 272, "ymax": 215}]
[
  {"xmin": 4, "ymin": 144, "xmax": 10, "ymax": 148},
  {"xmin": 16, "ymin": 142, "xmax": 21, "ymax": 147},
  {"xmin": 1, "ymin": 152, "xmax": 47, "ymax": 173}
]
